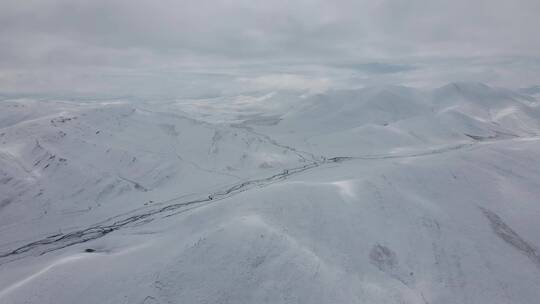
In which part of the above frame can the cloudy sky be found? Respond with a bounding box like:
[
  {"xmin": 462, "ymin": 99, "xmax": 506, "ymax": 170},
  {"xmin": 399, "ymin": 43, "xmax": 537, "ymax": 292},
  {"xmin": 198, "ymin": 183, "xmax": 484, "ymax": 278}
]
[{"xmin": 1, "ymin": 0, "xmax": 539, "ymax": 97}]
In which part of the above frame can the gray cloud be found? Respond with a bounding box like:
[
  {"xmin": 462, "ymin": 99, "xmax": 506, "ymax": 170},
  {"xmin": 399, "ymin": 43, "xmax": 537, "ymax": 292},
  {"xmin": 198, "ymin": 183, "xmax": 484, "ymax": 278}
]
[
  {"xmin": 1, "ymin": 0, "xmax": 539, "ymax": 96},
  {"xmin": 334, "ymin": 63, "xmax": 418, "ymax": 74}
]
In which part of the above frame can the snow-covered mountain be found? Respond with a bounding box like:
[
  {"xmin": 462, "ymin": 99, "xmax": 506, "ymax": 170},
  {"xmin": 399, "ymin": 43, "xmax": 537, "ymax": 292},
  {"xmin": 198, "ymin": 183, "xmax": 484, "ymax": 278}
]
[{"xmin": 1, "ymin": 83, "xmax": 540, "ymax": 304}]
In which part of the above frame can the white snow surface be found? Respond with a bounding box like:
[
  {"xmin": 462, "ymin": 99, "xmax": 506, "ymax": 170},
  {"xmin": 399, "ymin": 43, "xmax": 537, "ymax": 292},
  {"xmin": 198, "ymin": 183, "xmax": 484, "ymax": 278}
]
[{"xmin": 1, "ymin": 82, "xmax": 540, "ymax": 304}]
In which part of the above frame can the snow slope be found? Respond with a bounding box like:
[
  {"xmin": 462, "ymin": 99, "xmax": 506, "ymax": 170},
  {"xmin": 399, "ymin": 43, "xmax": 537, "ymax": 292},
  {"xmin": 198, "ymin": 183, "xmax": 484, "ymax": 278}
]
[{"xmin": 1, "ymin": 83, "xmax": 540, "ymax": 303}]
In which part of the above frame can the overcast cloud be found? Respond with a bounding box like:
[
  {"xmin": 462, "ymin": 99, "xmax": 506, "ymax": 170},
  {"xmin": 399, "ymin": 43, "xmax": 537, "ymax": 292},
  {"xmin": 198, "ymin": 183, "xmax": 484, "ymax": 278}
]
[{"xmin": 1, "ymin": 0, "xmax": 539, "ymax": 96}]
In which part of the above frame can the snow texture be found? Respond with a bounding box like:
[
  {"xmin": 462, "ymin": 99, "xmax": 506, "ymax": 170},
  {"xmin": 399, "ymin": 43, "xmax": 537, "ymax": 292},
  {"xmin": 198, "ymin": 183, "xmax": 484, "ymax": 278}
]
[{"xmin": 1, "ymin": 82, "xmax": 540, "ymax": 303}]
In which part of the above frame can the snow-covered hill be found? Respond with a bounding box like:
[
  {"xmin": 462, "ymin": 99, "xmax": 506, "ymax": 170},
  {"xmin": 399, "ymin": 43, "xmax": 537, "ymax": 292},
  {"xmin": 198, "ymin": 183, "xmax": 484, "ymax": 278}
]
[{"xmin": 1, "ymin": 83, "xmax": 540, "ymax": 304}]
